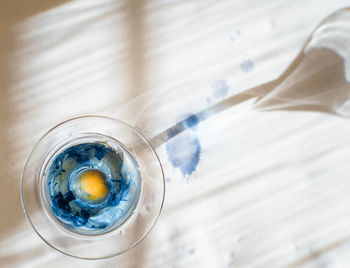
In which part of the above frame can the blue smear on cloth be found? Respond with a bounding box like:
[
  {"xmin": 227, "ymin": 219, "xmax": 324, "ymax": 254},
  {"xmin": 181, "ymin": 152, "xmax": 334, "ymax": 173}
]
[
  {"xmin": 240, "ymin": 59, "xmax": 255, "ymax": 73},
  {"xmin": 167, "ymin": 114, "xmax": 201, "ymax": 140},
  {"xmin": 45, "ymin": 142, "xmax": 141, "ymax": 234},
  {"xmin": 188, "ymin": 248, "xmax": 196, "ymax": 255},
  {"xmin": 211, "ymin": 80, "xmax": 229, "ymax": 99},
  {"xmin": 166, "ymin": 130, "xmax": 201, "ymax": 177},
  {"xmin": 183, "ymin": 114, "xmax": 200, "ymax": 128},
  {"xmin": 206, "ymin": 97, "xmax": 213, "ymax": 104}
]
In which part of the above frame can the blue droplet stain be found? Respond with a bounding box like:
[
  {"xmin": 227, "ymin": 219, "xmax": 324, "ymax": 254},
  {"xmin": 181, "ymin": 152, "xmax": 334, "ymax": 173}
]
[
  {"xmin": 188, "ymin": 248, "xmax": 196, "ymax": 255},
  {"xmin": 184, "ymin": 114, "xmax": 200, "ymax": 128},
  {"xmin": 166, "ymin": 114, "xmax": 201, "ymax": 177},
  {"xmin": 211, "ymin": 79, "xmax": 229, "ymax": 99},
  {"xmin": 240, "ymin": 59, "xmax": 255, "ymax": 73}
]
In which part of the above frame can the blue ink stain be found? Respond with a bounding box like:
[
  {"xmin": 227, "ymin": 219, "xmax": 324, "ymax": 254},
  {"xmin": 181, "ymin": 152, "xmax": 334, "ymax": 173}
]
[
  {"xmin": 166, "ymin": 177, "xmax": 171, "ymax": 183},
  {"xmin": 230, "ymin": 30, "xmax": 241, "ymax": 42},
  {"xmin": 240, "ymin": 59, "xmax": 255, "ymax": 73},
  {"xmin": 188, "ymin": 248, "xmax": 196, "ymax": 255},
  {"xmin": 166, "ymin": 129, "xmax": 201, "ymax": 177},
  {"xmin": 167, "ymin": 113, "xmax": 200, "ymax": 139},
  {"xmin": 228, "ymin": 251, "xmax": 235, "ymax": 266},
  {"xmin": 211, "ymin": 79, "xmax": 229, "ymax": 99},
  {"xmin": 183, "ymin": 114, "xmax": 199, "ymax": 128}
]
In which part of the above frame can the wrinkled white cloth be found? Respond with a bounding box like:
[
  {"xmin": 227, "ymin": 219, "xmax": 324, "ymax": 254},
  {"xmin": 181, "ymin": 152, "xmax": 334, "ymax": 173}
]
[{"xmin": 1, "ymin": 1, "xmax": 350, "ymax": 267}]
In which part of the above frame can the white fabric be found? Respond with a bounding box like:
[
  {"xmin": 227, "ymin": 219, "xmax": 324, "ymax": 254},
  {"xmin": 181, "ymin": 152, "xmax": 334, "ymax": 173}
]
[{"xmin": 1, "ymin": 0, "xmax": 350, "ymax": 267}]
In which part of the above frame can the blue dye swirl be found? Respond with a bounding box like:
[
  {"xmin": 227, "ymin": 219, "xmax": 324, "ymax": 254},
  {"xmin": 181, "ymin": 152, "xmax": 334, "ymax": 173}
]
[{"xmin": 45, "ymin": 142, "xmax": 141, "ymax": 234}]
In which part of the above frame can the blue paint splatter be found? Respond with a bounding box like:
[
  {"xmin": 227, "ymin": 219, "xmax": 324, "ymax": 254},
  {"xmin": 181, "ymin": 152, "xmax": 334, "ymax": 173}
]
[
  {"xmin": 230, "ymin": 30, "xmax": 241, "ymax": 42},
  {"xmin": 166, "ymin": 114, "xmax": 201, "ymax": 177},
  {"xmin": 171, "ymin": 113, "xmax": 200, "ymax": 133},
  {"xmin": 228, "ymin": 251, "xmax": 235, "ymax": 266},
  {"xmin": 211, "ymin": 79, "xmax": 229, "ymax": 99},
  {"xmin": 183, "ymin": 114, "xmax": 200, "ymax": 128},
  {"xmin": 240, "ymin": 59, "xmax": 255, "ymax": 73},
  {"xmin": 166, "ymin": 132, "xmax": 201, "ymax": 177}
]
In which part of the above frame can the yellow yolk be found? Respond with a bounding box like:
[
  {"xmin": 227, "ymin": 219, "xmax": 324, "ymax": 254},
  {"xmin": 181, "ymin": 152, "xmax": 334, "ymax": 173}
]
[{"xmin": 80, "ymin": 170, "xmax": 109, "ymax": 200}]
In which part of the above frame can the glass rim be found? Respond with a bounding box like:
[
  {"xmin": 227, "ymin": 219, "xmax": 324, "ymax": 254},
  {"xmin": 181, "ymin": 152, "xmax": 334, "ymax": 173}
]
[{"xmin": 20, "ymin": 115, "xmax": 165, "ymax": 259}]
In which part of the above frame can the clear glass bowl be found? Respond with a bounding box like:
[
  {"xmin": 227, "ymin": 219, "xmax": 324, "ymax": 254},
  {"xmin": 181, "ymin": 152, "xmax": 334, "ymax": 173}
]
[{"xmin": 20, "ymin": 116, "xmax": 165, "ymax": 259}]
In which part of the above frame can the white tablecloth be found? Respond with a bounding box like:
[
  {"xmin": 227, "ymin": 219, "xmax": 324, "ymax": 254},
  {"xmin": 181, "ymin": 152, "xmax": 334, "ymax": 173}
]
[{"xmin": 1, "ymin": 0, "xmax": 350, "ymax": 267}]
